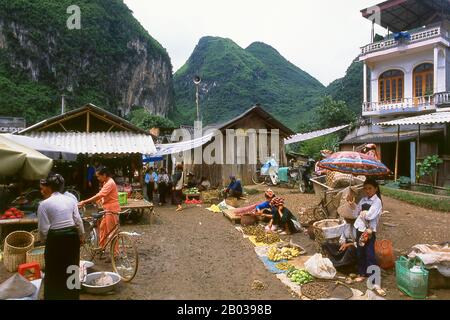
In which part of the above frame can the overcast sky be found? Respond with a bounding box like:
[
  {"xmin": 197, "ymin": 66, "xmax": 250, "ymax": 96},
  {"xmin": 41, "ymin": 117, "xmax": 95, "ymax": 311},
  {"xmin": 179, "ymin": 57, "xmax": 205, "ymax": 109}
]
[{"xmin": 123, "ymin": 0, "xmax": 386, "ymax": 85}]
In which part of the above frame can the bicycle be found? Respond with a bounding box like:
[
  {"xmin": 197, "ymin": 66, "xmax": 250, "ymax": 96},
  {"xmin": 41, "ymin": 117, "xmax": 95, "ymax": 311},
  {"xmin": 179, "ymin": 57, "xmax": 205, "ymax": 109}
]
[{"xmin": 80, "ymin": 208, "xmax": 139, "ymax": 282}]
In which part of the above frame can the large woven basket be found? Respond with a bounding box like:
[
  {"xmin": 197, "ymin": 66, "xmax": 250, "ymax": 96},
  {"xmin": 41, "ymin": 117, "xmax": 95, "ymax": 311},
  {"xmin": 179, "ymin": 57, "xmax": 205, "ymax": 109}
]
[
  {"xmin": 3, "ymin": 231, "xmax": 34, "ymax": 272},
  {"xmin": 26, "ymin": 246, "xmax": 45, "ymax": 270}
]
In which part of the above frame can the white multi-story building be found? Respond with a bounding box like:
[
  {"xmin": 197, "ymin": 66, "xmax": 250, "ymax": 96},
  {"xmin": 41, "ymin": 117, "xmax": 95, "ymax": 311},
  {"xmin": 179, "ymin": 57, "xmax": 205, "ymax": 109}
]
[{"xmin": 341, "ymin": 0, "xmax": 450, "ymax": 187}]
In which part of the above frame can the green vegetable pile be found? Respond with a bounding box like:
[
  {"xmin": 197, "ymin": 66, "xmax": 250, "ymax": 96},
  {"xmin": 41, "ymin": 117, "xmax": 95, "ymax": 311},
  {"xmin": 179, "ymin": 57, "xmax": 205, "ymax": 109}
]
[
  {"xmin": 287, "ymin": 268, "xmax": 314, "ymax": 285},
  {"xmin": 185, "ymin": 187, "xmax": 200, "ymax": 195}
]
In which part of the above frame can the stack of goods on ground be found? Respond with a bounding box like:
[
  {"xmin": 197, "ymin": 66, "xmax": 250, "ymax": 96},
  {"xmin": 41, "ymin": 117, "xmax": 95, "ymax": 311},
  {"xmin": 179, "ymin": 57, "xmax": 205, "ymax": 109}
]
[
  {"xmin": 287, "ymin": 268, "xmax": 314, "ymax": 285},
  {"xmin": 267, "ymin": 246, "xmax": 301, "ymax": 262},
  {"xmin": 242, "ymin": 225, "xmax": 280, "ymax": 245},
  {"xmin": 184, "ymin": 187, "xmax": 200, "ymax": 195},
  {"xmin": 201, "ymin": 190, "xmax": 221, "ymax": 204}
]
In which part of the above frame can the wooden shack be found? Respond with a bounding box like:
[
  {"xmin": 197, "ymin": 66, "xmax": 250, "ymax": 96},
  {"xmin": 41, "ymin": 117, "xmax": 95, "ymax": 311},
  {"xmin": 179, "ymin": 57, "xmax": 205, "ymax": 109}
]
[{"xmin": 185, "ymin": 106, "xmax": 294, "ymax": 187}]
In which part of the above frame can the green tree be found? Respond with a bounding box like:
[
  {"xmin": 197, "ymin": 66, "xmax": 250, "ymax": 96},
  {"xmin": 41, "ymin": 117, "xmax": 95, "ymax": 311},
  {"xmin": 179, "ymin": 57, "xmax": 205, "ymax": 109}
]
[
  {"xmin": 129, "ymin": 108, "xmax": 175, "ymax": 130},
  {"xmin": 315, "ymin": 96, "xmax": 356, "ymax": 128}
]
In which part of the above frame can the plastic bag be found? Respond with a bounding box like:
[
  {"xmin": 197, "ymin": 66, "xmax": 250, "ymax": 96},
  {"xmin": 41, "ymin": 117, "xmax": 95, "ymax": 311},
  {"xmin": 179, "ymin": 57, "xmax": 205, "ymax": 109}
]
[
  {"xmin": 304, "ymin": 253, "xmax": 337, "ymax": 279},
  {"xmin": 291, "ymin": 219, "xmax": 303, "ymax": 232}
]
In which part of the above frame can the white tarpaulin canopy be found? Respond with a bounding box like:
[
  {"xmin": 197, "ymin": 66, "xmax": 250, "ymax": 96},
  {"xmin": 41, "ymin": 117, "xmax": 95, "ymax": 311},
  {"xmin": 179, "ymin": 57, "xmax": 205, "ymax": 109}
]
[
  {"xmin": 378, "ymin": 111, "xmax": 450, "ymax": 126},
  {"xmin": 25, "ymin": 131, "xmax": 156, "ymax": 155},
  {"xmin": 154, "ymin": 132, "xmax": 215, "ymax": 156},
  {"xmin": 284, "ymin": 124, "xmax": 350, "ymax": 145},
  {"xmin": 2, "ymin": 133, "xmax": 76, "ymax": 160}
]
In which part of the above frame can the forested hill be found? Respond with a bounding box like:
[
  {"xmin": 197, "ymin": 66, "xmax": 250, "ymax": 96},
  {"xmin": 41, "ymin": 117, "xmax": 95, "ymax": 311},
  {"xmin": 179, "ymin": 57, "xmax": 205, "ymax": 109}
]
[{"xmin": 0, "ymin": 0, "xmax": 174, "ymax": 124}]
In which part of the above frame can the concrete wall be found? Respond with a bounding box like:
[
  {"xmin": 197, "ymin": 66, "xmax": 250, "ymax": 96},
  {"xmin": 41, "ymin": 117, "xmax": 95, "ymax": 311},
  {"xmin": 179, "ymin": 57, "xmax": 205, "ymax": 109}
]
[{"xmin": 369, "ymin": 50, "xmax": 435, "ymax": 102}]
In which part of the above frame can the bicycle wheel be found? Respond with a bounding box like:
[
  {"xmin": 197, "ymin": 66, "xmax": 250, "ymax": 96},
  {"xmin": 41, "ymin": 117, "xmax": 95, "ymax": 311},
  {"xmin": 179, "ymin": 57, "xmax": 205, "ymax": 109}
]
[
  {"xmin": 251, "ymin": 171, "xmax": 265, "ymax": 185},
  {"xmin": 111, "ymin": 233, "xmax": 139, "ymax": 282},
  {"xmin": 80, "ymin": 227, "xmax": 97, "ymax": 261}
]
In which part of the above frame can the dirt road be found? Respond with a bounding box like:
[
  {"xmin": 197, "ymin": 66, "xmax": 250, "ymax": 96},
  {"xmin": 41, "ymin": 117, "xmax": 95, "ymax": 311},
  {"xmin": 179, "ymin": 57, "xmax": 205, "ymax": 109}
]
[{"xmin": 0, "ymin": 185, "xmax": 448, "ymax": 300}]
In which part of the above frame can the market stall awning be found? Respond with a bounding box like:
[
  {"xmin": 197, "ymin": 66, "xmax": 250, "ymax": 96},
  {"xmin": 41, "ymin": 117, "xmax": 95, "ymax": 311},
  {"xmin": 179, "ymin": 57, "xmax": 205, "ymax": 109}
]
[
  {"xmin": 154, "ymin": 132, "xmax": 215, "ymax": 156},
  {"xmin": 284, "ymin": 124, "xmax": 349, "ymax": 145},
  {"xmin": 378, "ymin": 111, "xmax": 450, "ymax": 126},
  {"xmin": 0, "ymin": 135, "xmax": 53, "ymax": 180},
  {"xmin": 1, "ymin": 133, "xmax": 77, "ymax": 160},
  {"xmin": 340, "ymin": 129, "xmax": 441, "ymax": 145},
  {"xmin": 25, "ymin": 131, "xmax": 156, "ymax": 155}
]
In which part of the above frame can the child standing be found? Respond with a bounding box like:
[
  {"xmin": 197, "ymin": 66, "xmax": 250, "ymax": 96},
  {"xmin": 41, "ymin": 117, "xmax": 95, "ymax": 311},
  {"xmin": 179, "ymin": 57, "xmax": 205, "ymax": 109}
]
[{"xmin": 347, "ymin": 178, "xmax": 382, "ymax": 282}]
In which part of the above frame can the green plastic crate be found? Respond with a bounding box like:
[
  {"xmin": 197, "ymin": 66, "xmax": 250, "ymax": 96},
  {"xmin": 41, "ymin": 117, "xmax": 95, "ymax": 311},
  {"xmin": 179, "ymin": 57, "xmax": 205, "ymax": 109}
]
[
  {"xmin": 395, "ymin": 256, "xmax": 429, "ymax": 299},
  {"xmin": 118, "ymin": 192, "xmax": 128, "ymax": 206}
]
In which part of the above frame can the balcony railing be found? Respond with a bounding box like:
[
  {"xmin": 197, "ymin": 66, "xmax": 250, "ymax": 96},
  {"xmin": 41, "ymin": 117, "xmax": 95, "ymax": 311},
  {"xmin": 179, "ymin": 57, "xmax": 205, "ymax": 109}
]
[
  {"xmin": 435, "ymin": 91, "xmax": 450, "ymax": 106},
  {"xmin": 362, "ymin": 96, "xmax": 436, "ymax": 115},
  {"xmin": 361, "ymin": 26, "xmax": 444, "ymax": 55}
]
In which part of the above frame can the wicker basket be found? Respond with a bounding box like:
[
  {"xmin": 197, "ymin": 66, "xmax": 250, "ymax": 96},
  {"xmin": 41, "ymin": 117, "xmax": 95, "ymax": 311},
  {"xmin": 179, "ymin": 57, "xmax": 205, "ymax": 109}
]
[
  {"xmin": 26, "ymin": 246, "xmax": 45, "ymax": 270},
  {"xmin": 240, "ymin": 214, "xmax": 257, "ymax": 226},
  {"xmin": 312, "ymin": 219, "xmax": 345, "ymax": 254},
  {"xmin": 30, "ymin": 229, "xmax": 40, "ymax": 243},
  {"xmin": 3, "ymin": 231, "xmax": 34, "ymax": 272}
]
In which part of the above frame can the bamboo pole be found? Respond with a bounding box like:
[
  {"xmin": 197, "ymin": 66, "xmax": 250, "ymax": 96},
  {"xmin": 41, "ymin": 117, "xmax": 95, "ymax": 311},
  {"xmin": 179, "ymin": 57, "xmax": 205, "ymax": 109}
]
[{"xmin": 395, "ymin": 125, "xmax": 400, "ymax": 181}]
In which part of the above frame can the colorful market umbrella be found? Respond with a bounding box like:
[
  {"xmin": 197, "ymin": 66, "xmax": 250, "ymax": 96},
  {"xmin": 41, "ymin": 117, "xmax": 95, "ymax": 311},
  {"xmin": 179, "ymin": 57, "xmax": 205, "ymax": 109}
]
[
  {"xmin": 317, "ymin": 151, "xmax": 390, "ymax": 176},
  {"xmin": 0, "ymin": 134, "xmax": 53, "ymax": 180}
]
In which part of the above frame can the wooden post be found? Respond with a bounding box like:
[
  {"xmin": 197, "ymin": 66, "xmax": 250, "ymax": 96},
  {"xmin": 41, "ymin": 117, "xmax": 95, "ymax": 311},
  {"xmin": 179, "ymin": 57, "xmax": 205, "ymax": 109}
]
[
  {"xmin": 395, "ymin": 125, "xmax": 400, "ymax": 181},
  {"xmin": 87, "ymin": 111, "xmax": 90, "ymax": 133}
]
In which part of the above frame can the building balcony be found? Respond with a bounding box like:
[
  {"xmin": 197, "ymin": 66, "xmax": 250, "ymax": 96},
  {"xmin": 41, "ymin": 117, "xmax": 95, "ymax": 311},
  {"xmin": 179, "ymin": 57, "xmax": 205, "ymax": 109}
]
[
  {"xmin": 361, "ymin": 25, "xmax": 447, "ymax": 57},
  {"xmin": 363, "ymin": 96, "xmax": 431, "ymax": 116}
]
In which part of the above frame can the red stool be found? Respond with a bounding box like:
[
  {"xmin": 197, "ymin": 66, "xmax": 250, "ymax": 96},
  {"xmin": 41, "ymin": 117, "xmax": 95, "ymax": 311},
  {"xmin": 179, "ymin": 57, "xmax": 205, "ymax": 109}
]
[{"xmin": 18, "ymin": 262, "xmax": 41, "ymax": 281}]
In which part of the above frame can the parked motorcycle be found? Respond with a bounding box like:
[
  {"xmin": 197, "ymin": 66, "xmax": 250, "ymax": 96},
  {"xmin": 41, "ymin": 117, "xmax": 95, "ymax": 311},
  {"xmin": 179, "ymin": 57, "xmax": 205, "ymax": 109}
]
[{"xmin": 298, "ymin": 158, "xmax": 315, "ymax": 193}]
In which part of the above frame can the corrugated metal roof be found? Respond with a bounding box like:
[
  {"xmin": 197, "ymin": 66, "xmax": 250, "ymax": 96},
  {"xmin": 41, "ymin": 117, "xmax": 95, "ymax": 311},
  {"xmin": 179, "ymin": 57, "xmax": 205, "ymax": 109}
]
[
  {"xmin": 378, "ymin": 111, "xmax": 450, "ymax": 126},
  {"xmin": 25, "ymin": 131, "xmax": 156, "ymax": 155},
  {"xmin": 340, "ymin": 130, "xmax": 442, "ymax": 145},
  {"xmin": 284, "ymin": 124, "xmax": 349, "ymax": 145}
]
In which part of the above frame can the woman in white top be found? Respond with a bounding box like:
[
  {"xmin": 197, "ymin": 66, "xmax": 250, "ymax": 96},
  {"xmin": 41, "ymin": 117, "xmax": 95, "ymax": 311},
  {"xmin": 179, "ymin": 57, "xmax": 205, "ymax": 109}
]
[
  {"xmin": 347, "ymin": 178, "xmax": 382, "ymax": 282},
  {"xmin": 38, "ymin": 174, "xmax": 84, "ymax": 300},
  {"xmin": 322, "ymin": 218, "xmax": 357, "ymax": 268}
]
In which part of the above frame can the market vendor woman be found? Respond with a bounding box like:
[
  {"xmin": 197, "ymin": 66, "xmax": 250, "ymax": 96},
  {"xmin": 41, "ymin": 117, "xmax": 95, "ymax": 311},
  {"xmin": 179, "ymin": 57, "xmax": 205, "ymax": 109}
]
[
  {"xmin": 321, "ymin": 218, "xmax": 357, "ymax": 269},
  {"xmin": 266, "ymin": 197, "xmax": 300, "ymax": 235},
  {"xmin": 223, "ymin": 175, "xmax": 243, "ymax": 199},
  {"xmin": 38, "ymin": 173, "xmax": 84, "ymax": 300},
  {"xmin": 255, "ymin": 188, "xmax": 275, "ymax": 217},
  {"xmin": 79, "ymin": 166, "xmax": 121, "ymax": 251}
]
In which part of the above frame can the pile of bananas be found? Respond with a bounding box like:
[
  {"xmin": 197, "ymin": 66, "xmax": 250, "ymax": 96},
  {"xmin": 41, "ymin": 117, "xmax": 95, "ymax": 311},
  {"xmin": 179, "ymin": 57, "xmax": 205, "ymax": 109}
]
[
  {"xmin": 275, "ymin": 262, "xmax": 292, "ymax": 270},
  {"xmin": 267, "ymin": 246, "xmax": 301, "ymax": 261}
]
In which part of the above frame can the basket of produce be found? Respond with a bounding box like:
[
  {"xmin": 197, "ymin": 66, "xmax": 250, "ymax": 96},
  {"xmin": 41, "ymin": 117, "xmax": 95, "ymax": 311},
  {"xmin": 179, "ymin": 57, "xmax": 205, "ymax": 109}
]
[
  {"xmin": 301, "ymin": 280, "xmax": 353, "ymax": 300},
  {"xmin": 26, "ymin": 246, "xmax": 45, "ymax": 270},
  {"xmin": 82, "ymin": 271, "xmax": 121, "ymax": 294},
  {"xmin": 395, "ymin": 256, "xmax": 429, "ymax": 299},
  {"xmin": 3, "ymin": 231, "xmax": 34, "ymax": 272},
  {"xmin": 268, "ymin": 245, "xmax": 303, "ymax": 262},
  {"xmin": 0, "ymin": 207, "xmax": 25, "ymax": 220},
  {"xmin": 275, "ymin": 241, "xmax": 306, "ymax": 255}
]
